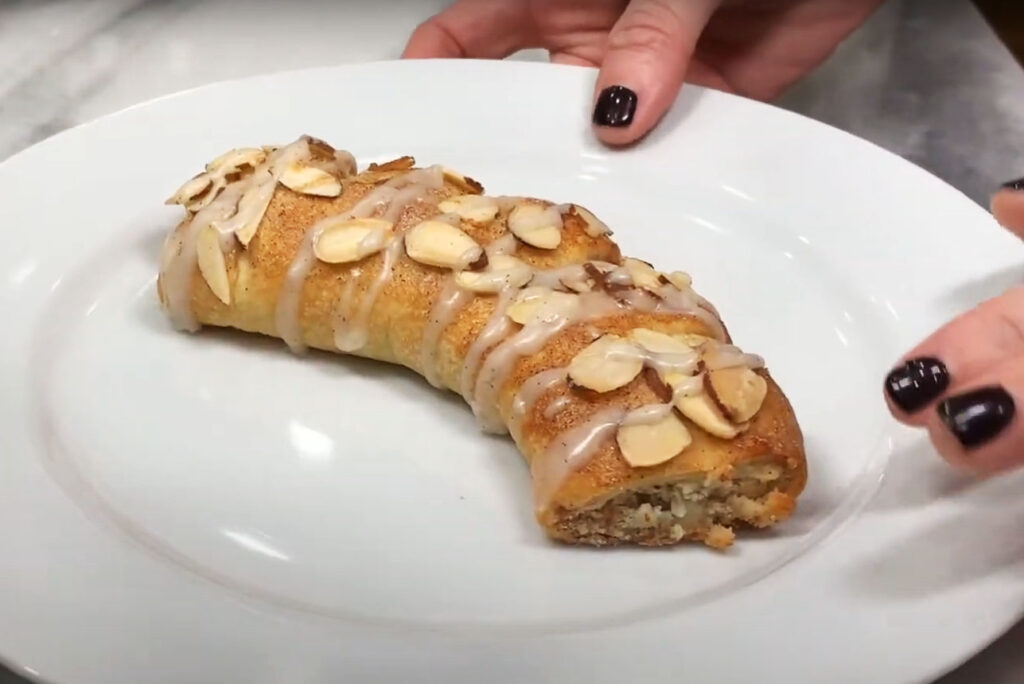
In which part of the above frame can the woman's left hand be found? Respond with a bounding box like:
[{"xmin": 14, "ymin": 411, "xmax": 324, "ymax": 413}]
[{"xmin": 885, "ymin": 180, "xmax": 1024, "ymax": 474}]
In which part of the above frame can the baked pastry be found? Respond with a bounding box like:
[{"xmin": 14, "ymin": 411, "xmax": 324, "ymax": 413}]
[{"xmin": 158, "ymin": 135, "xmax": 807, "ymax": 549}]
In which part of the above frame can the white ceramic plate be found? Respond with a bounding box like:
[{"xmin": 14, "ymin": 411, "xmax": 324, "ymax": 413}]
[{"xmin": 2, "ymin": 60, "xmax": 1023, "ymax": 684}]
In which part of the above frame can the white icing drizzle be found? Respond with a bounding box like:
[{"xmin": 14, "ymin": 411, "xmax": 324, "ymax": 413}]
[
  {"xmin": 528, "ymin": 263, "xmax": 591, "ymax": 292},
  {"xmin": 162, "ymin": 139, "xmax": 315, "ymax": 331},
  {"xmin": 276, "ymin": 165, "xmax": 443, "ymax": 353},
  {"xmin": 487, "ymin": 232, "xmax": 519, "ymax": 257},
  {"xmin": 543, "ymin": 396, "xmax": 571, "ymax": 420},
  {"xmin": 621, "ymin": 402, "xmax": 674, "ymax": 426},
  {"xmin": 533, "ymin": 407, "xmax": 626, "ymax": 510},
  {"xmin": 421, "ymin": 228, "xmax": 519, "ymax": 387},
  {"xmin": 421, "ymin": 278, "xmax": 473, "ymax": 388},
  {"xmin": 336, "ymin": 168, "xmax": 445, "ymax": 352},
  {"xmin": 331, "ymin": 266, "xmax": 362, "ymax": 350},
  {"xmin": 460, "ymin": 288, "xmax": 516, "ymax": 400},
  {"xmin": 473, "ymin": 318, "xmax": 570, "ymax": 433},
  {"xmin": 471, "ymin": 291, "xmax": 621, "ymax": 433},
  {"xmin": 508, "ymin": 367, "xmax": 567, "ymax": 439}
]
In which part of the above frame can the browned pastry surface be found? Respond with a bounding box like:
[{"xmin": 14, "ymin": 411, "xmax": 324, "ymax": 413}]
[{"xmin": 158, "ymin": 136, "xmax": 807, "ymax": 549}]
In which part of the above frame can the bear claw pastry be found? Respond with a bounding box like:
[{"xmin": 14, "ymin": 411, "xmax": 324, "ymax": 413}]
[{"xmin": 158, "ymin": 135, "xmax": 807, "ymax": 549}]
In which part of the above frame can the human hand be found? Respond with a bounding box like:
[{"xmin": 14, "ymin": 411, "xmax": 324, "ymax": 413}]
[
  {"xmin": 403, "ymin": 0, "xmax": 886, "ymax": 145},
  {"xmin": 884, "ymin": 181, "xmax": 1024, "ymax": 474}
]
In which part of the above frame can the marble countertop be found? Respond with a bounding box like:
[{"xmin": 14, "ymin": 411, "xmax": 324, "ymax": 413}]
[{"xmin": 1, "ymin": 0, "xmax": 1022, "ymax": 682}]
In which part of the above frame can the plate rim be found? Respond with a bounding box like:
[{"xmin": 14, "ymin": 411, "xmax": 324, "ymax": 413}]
[{"xmin": 0, "ymin": 58, "xmax": 1019, "ymax": 684}]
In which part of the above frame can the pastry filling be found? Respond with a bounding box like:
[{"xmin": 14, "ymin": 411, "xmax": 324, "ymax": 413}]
[{"xmin": 555, "ymin": 463, "xmax": 793, "ymax": 549}]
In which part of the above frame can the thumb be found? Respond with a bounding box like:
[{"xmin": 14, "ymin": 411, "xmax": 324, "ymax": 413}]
[
  {"xmin": 992, "ymin": 179, "xmax": 1024, "ymax": 239},
  {"xmin": 592, "ymin": 0, "xmax": 720, "ymax": 146}
]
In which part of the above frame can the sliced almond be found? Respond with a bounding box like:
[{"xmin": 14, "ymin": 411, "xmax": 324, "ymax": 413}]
[
  {"xmin": 666, "ymin": 271, "xmax": 692, "ymax": 290},
  {"xmin": 167, "ymin": 174, "xmax": 218, "ymax": 210},
  {"xmin": 278, "ymin": 163, "xmax": 342, "ymax": 197},
  {"xmin": 617, "ymin": 413, "xmax": 692, "ymax": 467},
  {"xmin": 228, "ymin": 180, "xmax": 276, "ymax": 247},
  {"xmin": 442, "ymin": 167, "xmax": 484, "ymax": 193},
  {"xmin": 506, "ymin": 287, "xmax": 579, "ymax": 325},
  {"xmin": 568, "ymin": 335, "xmax": 644, "ymax": 393},
  {"xmin": 572, "ymin": 204, "xmax": 611, "ymax": 237},
  {"xmin": 305, "ymin": 136, "xmax": 337, "ymax": 161},
  {"xmin": 404, "ymin": 219, "xmax": 483, "ymax": 270},
  {"xmin": 675, "ymin": 393, "xmax": 744, "ymax": 439},
  {"xmin": 708, "ymin": 367, "xmax": 768, "ymax": 423},
  {"xmin": 314, "ymin": 218, "xmax": 393, "ymax": 264},
  {"xmin": 455, "ymin": 254, "xmax": 532, "ymax": 293},
  {"xmin": 629, "ymin": 328, "xmax": 694, "ymax": 355},
  {"xmin": 438, "ymin": 194, "xmax": 500, "ymax": 223},
  {"xmin": 674, "ymin": 333, "xmax": 712, "ymax": 348},
  {"xmin": 663, "ymin": 372, "xmax": 705, "ymax": 398},
  {"xmin": 560, "ymin": 272, "xmax": 593, "ymax": 293},
  {"xmin": 623, "ymin": 258, "xmax": 661, "ymax": 290},
  {"xmin": 206, "ymin": 147, "xmax": 266, "ymax": 174},
  {"xmin": 196, "ymin": 224, "xmax": 231, "ymax": 305},
  {"xmin": 508, "ymin": 203, "xmax": 562, "ymax": 249}
]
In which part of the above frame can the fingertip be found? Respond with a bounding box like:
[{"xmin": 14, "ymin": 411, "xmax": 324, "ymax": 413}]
[
  {"xmin": 928, "ymin": 380, "xmax": 1020, "ymax": 476},
  {"xmin": 588, "ymin": 0, "xmax": 718, "ymax": 149},
  {"xmin": 591, "ymin": 85, "xmax": 650, "ymax": 146},
  {"xmin": 990, "ymin": 185, "xmax": 1024, "ymax": 238},
  {"xmin": 883, "ymin": 357, "xmax": 951, "ymax": 426}
]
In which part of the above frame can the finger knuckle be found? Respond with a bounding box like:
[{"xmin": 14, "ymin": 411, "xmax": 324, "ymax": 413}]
[{"xmin": 609, "ymin": 2, "xmax": 690, "ymax": 57}]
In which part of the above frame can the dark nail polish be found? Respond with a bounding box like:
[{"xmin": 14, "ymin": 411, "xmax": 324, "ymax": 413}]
[
  {"xmin": 885, "ymin": 357, "xmax": 950, "ymax": 413},
  {"xmin": 938, "ymin": 386, "xmax": 1015, "ymax": 449},
  {"xmin": 593, "ymin": 85, "xmax": 637, "ymax": 127},
  {"xmin": 1001, "ymin": 177, "xmax": 1024, "ymax": 191}
]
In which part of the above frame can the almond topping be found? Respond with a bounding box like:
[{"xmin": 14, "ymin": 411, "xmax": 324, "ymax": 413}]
[
  {"xmin": 196, "ymin": 225, "xmax": 231, "ymax": 305},
  {"xmin": 666, "ymin": 271, "xmax": 692, "ymax": 290},
  {"xmin": 167, "ymin": 174, "xmax": 220, "ymax": 211},
  {"xmin": 455, "ymin": 254, "xmax": 533, "ymax": 293},
  {"xmin": 438, "ymin": 194, "xmax": 500, "ymax": 222},
  {"xmin": 369, "ymin": 156, "xmax": 416, "ymax": 172},
  {"xmin": 206, "ymin": 147, "xmax": 266, "ymax": 174},
  {"xmin": 707, "ymin": 367, "xmax": 767, "ymax": 423},
  {"xmin": 313, "ymin": 218, "xmax": 393, "ymax": 264},
  {"xmin": 675, "ymin": 393, "xmax": 745, "ymax": 439},
  {"xmin": 305, "ymin": 136, "xmax": 336, "ymax": 161},
  {"xmin": 506, "ymin": 287, "xmax": 579, "ymax": 325},
  {"xmin": 617, "ymin": 413, "xmax": 692, "ymax": 467},
  {"xmin": 278, "ymin": 162, "xmax": 342, "ymax": 197},
  {"xmin": 674, "ymin": 333, "xmax": 713, "ymax": 348},
  {"xmin": 568, "ymin": 335, "xmax": 644, "ymax": 393},
  {"xmin": 623, "ymin": 258, "xmax": 661, "ymax": 290},
  {"xmin": 629, "ymin": 328, "xmax": 694, "ymax": 355},
  {"xmin": 404, "ymin": 220, "xmax": 483, "ymax": 270},
  {"xmin": 509, "ymin": 203, "xmax": 562, "ymax": 249},
  {"xmin": 442, "ymin": 167, "xmax": 484, "ymax": 193},
  {"xmin": 572, "ymin": 204, "xmax": 612, "ymax": 237},
  {"xmin": 228, "ymin": 181, "xmax": 276, "ymax": 247}
]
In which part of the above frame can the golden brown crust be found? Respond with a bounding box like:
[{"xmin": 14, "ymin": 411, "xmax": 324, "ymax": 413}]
[{"xmin": 158, "ymin": 150, "xmax": 807, "ymax": 548}]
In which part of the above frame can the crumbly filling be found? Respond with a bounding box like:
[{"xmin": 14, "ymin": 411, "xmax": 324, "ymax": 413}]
[{"xmin": 555, "ymin": 463, "xmax": 791, "ymax": 549}]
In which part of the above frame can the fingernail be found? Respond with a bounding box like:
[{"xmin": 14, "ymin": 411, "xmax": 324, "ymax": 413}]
[
  {"xmin": 593, "ymin": 85, "xmax": 637, "ymax": 127},
  {"xmin": 885, "ymin": 357, "xmax": 950, "ymax": 413},
  {"xmin": 1001, "ymin": 177, "xmax": 1024, "ymax": 191},
  {"xmin": 938, "ymin": 386, "xmax": 1015, "ymax": 449}
]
